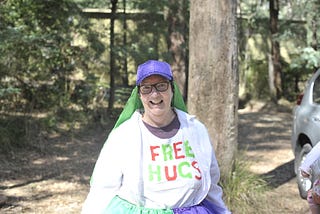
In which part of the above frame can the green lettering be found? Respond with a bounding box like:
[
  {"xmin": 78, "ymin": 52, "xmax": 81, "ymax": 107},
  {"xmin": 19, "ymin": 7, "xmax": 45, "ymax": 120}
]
[
  {"xmin": 162, "ymin": 144, "xmax": 173, "ymax": 161},
  {"xmin": 178, "ymin": 161, "xmax": 192, "ymax": 178},
  {"xmin": 148, "ymin": 165, "xmax": 162, "ymax": 181},
  {"xmin": 184, "ymin": 140, "xmax": 195, "ymax": 158}
]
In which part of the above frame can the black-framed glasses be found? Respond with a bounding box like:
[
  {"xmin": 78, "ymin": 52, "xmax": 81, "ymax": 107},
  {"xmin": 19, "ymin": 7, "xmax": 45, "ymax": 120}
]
[{"xmin": 139, "ymin": 81, "xmax": 170, "ymax": 94}]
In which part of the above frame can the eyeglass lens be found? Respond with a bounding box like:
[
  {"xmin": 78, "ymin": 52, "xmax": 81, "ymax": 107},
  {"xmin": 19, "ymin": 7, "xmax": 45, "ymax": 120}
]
[{"xmin": 139, "ymin": 82, "xmax": 169, "ymax": 94}]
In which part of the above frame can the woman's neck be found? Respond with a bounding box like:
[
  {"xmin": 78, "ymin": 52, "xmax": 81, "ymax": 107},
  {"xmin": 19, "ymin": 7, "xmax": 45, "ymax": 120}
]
[{"xmin": 142, "ymin": 109, "xmax": 176, "ymax": 128}]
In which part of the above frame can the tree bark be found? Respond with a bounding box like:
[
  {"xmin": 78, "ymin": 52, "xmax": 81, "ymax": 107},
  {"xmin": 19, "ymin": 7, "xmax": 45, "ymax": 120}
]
[
  {"xmin": 108, "ymin": 0, "xmax": 118, "ymax": 112},
  {"xmin": 269, "ymin": 0, "xmax": 282, "ymax": 102},
  {"xmin": 122, "ymin": 0, "xmax": 128, "ymax": 86},
  {"xmin": 188, "ymin": 0, "xmax": 238, "ymax": 180},
  {"xmin": 311, "ymin": 12, "xmax": 318, "ymax": 72},
  {"xmin": 166, "ymin": 0, "xmax": 188, "ymax": 100}
]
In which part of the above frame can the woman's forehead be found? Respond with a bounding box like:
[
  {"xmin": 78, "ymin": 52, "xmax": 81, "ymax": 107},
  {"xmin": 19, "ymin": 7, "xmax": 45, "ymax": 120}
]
[{"xmin": 141, "ymin": 75, "xmax": 167, "ymax": 84}]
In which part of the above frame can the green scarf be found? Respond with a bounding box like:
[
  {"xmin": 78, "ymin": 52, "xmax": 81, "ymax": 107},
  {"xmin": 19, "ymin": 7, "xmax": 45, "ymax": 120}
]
[{"xmin": 113, "ymin": 81, "xmax": 187, "ymax": 129}]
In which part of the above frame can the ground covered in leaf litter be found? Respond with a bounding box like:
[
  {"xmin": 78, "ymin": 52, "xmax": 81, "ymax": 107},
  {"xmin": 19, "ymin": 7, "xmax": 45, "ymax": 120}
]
[{"xmin": 0, "ymin": 101, "xmax": 311, "ymax": 213}]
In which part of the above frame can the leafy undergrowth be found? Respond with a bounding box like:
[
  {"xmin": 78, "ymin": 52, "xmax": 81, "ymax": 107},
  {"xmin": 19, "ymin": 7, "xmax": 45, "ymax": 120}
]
[{"xmin": 222, "ymin": 153, "xmax": 270, "ymax": 213}]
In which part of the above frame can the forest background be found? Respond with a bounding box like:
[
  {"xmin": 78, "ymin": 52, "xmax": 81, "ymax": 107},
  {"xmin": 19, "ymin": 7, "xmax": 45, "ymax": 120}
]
[{"xmin": 0, "ymin": 0, "xmax": 319, "ymax": 212}]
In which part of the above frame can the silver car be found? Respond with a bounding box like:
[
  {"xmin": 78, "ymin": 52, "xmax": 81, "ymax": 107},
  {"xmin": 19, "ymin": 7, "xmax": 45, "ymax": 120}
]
[{"xmin": 292, "ymin": 68, "xmax": 320, "ymax": 199}]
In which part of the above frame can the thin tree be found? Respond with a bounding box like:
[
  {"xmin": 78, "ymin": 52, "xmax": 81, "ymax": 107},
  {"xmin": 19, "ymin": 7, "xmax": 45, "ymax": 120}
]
[
  {"xmin": 188, "ymin": 0, "xmax": 238, "ymax": 180},
  {"xmin": 310, "ymin": 1, "xmax": 319, "ymax": 71},
  {"xmin": 108, "ymin": 0, "xmax": 118, "ymax": 112},
  {"xmin": 269, "ymin": 0, "xmax": 282, "ymax": 102},
  {"xmin": 166, "ymin": 0, "xmax": 188, "ymax": 100},
  {"xmin": 122, "ymin": 0, "xmax": 128, "ymax": 86}
]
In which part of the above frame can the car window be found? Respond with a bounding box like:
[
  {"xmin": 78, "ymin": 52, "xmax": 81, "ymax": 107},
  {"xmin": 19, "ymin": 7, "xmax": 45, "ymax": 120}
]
[{"xmin": 313, "ymin": 74, "xmax": 320, "ymax": 104}]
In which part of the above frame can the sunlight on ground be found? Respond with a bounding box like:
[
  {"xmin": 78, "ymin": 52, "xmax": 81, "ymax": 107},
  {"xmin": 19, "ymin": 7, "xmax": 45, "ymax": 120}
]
[
  {"xmin": 3, "ymin": 179, "xmax": 88, "ymax": 213},
  {"xmin": 246, "ymin": 148, "xmax": 294, "ymax": 174}
]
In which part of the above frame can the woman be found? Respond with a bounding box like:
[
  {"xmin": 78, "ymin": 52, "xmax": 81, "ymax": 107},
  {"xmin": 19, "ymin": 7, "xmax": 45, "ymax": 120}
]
[{"xmin": 82, "ymin": 60, "xmax": 231, "ymax": 214}]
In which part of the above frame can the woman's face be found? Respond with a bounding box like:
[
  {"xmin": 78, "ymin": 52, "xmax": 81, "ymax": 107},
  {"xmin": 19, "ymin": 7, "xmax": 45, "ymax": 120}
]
[{"xmin": 139, "ymin": 75, "xmax": 173, "ymax": 121}]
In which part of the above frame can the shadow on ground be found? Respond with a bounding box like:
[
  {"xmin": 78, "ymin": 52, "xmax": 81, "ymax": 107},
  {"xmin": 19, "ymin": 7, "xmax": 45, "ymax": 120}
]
[
  {"xmin": 238, "ymin": 103, "xmax": 296, "ymax": 189},
  {"xmin": 262, "ymin": 160, "xmax": 295, "ymax": 188}
]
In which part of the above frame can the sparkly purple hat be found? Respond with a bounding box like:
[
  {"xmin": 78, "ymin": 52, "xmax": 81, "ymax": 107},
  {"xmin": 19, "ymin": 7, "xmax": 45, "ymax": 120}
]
[{"xmin": 136, "ymin": 60, "xmax": 173, "ymax": 85}]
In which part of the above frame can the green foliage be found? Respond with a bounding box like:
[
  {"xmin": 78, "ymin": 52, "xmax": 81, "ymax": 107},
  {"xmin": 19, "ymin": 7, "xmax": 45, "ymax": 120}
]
[
  {"xmin": 0, "ymin": 0, "xmax": 102, "ymax": 112},
  {"xmin": 122, "ymin": 0, "xmax": 171, "ymax": 65},
  {"xmin": 0, "ymin": 116, "xmax": 26, "ymax": 152},
  {"xmin": 0, "ymin": 0, "xmax": 105, "ymax": 148},
  {"xmin": 239, "ymin": 0, "xmax": 320, "ymax": 101},
  {"xmin": 131, "ymin": 0, "xmax": 168, "ymax": 12},
  {"xmin": 240, "ymin": 59, "xmax": 270, "ymax": 100},
  {"xmin": 291, "ymin": 47, "xmax": 320, "ymax": 70},
  {"xmin": 221, "ymin": 154, "xmax": 270, "ymax": 213},
  {"xmin": 74, "ymin": 0, "xmax": 108, "ymax": 8},
  {"xmin": 0, "ymin": 2, "xmax": 174, "ymax": 150},
  {"xmin": 0, "ymin": 87, "xmax": 20, "ymax": 97}
]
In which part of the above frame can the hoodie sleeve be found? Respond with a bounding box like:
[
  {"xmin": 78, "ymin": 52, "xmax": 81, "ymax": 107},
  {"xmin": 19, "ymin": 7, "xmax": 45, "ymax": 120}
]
[
  {"xmin": 300, "ymin": 142, "xmax": 320, "ymax": 175},
  {"xmin": 192, "ymin": 120, "xmax": 231, "ymax": 214},
  {"xmin": 205, "ymin": 146, "xmax": 232, "ymax": 214},
  {"xmin": 81, "ymin": 129, "xmax": 124, "ymax": 214}
]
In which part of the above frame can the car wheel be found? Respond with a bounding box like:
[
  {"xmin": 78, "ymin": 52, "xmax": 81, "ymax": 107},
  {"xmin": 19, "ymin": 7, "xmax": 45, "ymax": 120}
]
[{"xmin": 296, "ymin": 143, "xmax": 313, "ymax": 199}]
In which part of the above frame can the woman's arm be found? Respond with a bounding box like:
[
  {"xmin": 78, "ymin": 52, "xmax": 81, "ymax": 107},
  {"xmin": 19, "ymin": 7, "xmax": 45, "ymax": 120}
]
[
  {"xmin": 205, "ymin": 150, "xmax": 232, "ymax": 214},
  {"xmin": 81, "ymin": 130, "xmax": 124, "ymax": 214},
  {"xmin": 300, "ymin": 142, "xmax": 320, "ymax": 176}
]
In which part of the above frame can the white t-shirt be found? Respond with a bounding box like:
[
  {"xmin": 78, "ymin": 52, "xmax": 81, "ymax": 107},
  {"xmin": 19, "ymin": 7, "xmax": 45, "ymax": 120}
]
[{"xmin": 139, "ymin": 120, "xmax": 202, "ymax": 208}]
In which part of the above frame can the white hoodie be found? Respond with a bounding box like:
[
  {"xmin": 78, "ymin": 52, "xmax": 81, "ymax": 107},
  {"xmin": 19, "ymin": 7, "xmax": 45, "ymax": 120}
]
[{"xmin": 81, "ymin": 109, "xmax": 230, "ymax": 214}]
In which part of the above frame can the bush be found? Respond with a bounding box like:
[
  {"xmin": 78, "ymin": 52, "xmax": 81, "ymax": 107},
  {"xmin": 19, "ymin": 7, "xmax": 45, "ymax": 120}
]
[
  {"xmin": 221, "ymin": 154, "xmax": 270, "ymax": 213},
  {"xmin": 0, "ymin": 117, "xmax": 26, "ymax": 152}
]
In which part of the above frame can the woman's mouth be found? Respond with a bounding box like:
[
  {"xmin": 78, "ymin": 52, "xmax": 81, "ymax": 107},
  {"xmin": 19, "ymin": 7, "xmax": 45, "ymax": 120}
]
[{"xmin": 150, "ymin": 100, "xmax": 163, "ymax": 105}]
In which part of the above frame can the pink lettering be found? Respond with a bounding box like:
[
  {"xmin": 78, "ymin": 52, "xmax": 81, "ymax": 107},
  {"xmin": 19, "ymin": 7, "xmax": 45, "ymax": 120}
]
[
  {"xmin": 165, "ymin": 165, "xmax": 177, "ymax": 181},
  {"xmin": 192, "ymin": 161, "xmax": 202, "ymax": 180},
  {"xmin": 150, "ymin": 146, "xmax": 160, "ymax": 161},
  {"xmin": 173, "ymin": 141, "xmax": 185, "ymax": 159}
]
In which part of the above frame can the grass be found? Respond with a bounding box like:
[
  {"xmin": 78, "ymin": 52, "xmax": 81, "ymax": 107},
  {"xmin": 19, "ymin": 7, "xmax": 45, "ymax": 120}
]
[{"xmin": 221, "ymin": 153, "xmax": 270, "ymax": 213}]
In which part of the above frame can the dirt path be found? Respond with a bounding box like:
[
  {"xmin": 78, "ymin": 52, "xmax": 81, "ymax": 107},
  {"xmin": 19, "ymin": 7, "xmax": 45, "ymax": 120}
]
[
  {"xmin": 0, "ymin": 102, "xmax": 311, "ymax": 213},
  {"xmin": 238, "ymin": 102, "xmax": 310, "ymax": 213}
]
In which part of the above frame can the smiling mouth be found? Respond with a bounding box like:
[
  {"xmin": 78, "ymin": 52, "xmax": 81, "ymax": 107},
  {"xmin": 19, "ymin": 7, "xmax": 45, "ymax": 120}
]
[{"xmin": 150, "ymin": 100, "xmax": 163, "ymax": 105}]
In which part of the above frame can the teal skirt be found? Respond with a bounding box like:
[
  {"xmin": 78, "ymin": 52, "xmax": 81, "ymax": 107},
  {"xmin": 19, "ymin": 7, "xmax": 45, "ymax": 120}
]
[
  {"xmin": 104, "ymin": 196, "xmax": 219, "ymax": 214},
  {"xmin": 104, "ymin": 196, "xmax": 173, "ymax": 214}
]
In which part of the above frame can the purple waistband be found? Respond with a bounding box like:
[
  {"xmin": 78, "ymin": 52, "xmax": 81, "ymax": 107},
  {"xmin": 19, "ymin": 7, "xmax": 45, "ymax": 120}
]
[{"xmin": 172, "ymin": 200, "xmax": 218, "ymax": 214}]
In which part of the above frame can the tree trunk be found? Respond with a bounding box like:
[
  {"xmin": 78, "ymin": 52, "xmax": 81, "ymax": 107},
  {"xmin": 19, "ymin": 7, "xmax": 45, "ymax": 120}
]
[
  {"xmin": 269, "ymin": 0, "xmax": 282, "ymax": 102},
  {"xmin": 122, "ymin": 0, "xmax": 128, "ymax": 86},
  {"xmin": 188, "ymin": 0, "xmax": 238, "ymax": 181},
  {"xmin": 108, "ymin": 0, "xmax": 118, "ymax": 112},
  {"xmin": 166, "ymin": 0, "xmax": 188, "ymax": 100},
  {"xmin": 311, "ymin": 13, "xmax": 318, "ymax": 72}
]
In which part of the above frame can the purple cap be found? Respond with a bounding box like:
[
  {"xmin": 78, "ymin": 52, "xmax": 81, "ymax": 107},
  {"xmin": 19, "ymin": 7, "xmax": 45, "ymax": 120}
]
[{"xmin": 136, "ymin": 60, "xmax": 173, "ymax": 85}]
